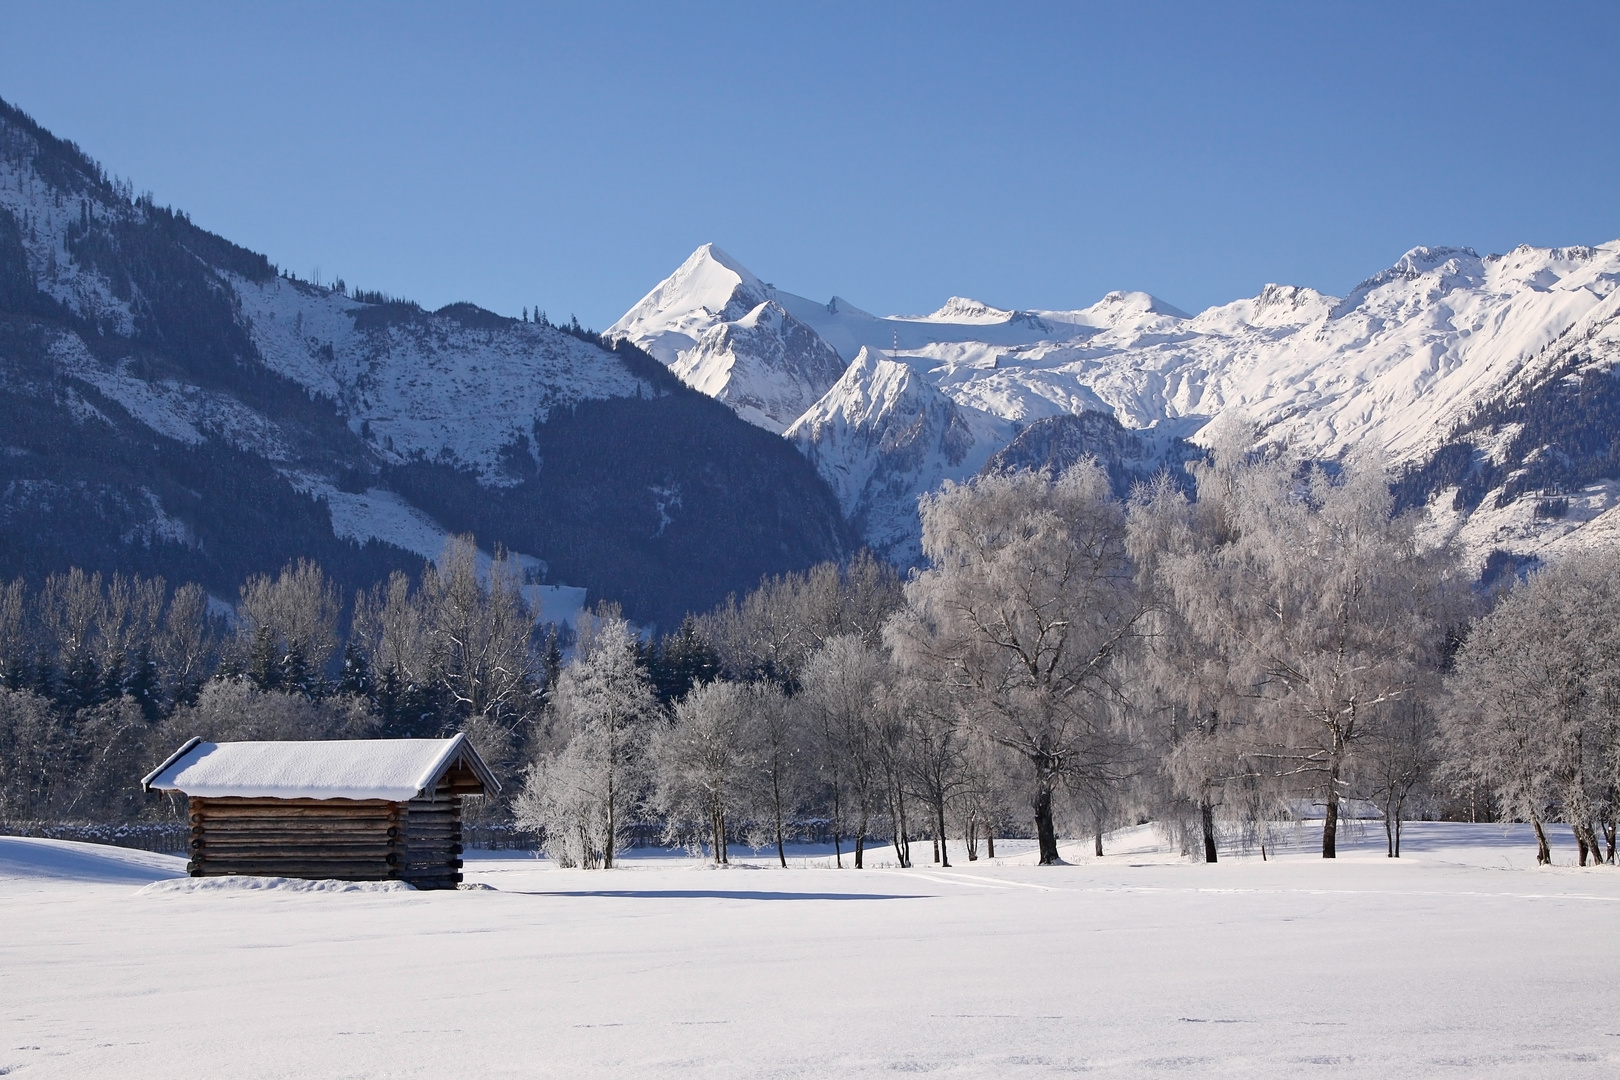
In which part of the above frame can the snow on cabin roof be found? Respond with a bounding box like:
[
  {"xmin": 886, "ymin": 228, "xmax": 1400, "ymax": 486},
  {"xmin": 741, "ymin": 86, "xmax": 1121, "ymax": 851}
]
[{"xmin": 140, "ymin": 735, "xmax": 498, "ymax": 801}]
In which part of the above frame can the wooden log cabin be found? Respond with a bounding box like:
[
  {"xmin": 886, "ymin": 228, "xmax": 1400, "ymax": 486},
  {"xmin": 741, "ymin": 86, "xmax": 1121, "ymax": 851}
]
[{"xmin": 141, "ymin": 735, "xmax": 499, "ymax": 889}]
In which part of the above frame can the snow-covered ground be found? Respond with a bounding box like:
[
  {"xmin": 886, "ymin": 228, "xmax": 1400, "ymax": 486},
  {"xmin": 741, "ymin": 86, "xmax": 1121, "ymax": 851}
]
[{"xmin": 4, "ymin": 824, "xmax": 1618, "ymax": 1078}]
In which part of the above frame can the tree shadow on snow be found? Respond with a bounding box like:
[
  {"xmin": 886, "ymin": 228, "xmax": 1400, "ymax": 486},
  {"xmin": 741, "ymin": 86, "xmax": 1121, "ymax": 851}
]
[{"xmin": 514, "ymin": 889, "xmax": 926, "ymax": 901}]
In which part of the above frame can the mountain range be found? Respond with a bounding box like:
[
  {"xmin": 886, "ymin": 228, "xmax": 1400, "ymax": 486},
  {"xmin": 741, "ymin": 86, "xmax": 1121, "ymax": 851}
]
[
  {"xmin": 609, "ymin": 241, "xmax": 1620, "ymax": 574},
  {"xmin": 6, "ymin": 92, "xmax": 1620, "ymax": 630}
]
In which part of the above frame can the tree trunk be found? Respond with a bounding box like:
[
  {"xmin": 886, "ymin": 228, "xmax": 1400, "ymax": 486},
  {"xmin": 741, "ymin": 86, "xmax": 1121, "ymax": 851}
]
[
  {"xmin": 1321, "ymin": 763, "xmax": 1342, "ymax": 859},
  {"xmin": 604, "ymin": 768, "xmax": 616, "ymax": 870},
  {"xmin": 986, "ymin": 828, "xmax": 995, "ymax": 859},
  {"xmin": 1200, "ymin": 795, "xmax": 1218, "ymax": 864},
  {"xmin": 1530, "ymin": 809, "xmax": 1551, "ymax": 865},
  {"xmin": 772, "ymin": 767, "xmax": 787, "ymax": 868},
  {"xmin": 832, "ymin": 783, "xmax": 844, "ymax": 869},
  {"xmin": 893, "ymin": 791, "xmax": 912, "ymax": 868},
  {"xmin": 937, "ymin": 801, "xmax": 951, "ymax": 867},
  {"xmin": 965, "ymin": 818, "xmax": 978, "ymax": 861},
  {"xmin": 1032, "ymin": 759, "xmax": 1060, "ymax": 865},
  {"xmin": 1572, "ymin": 821, "xmax": 1602, "ymax": 867}
]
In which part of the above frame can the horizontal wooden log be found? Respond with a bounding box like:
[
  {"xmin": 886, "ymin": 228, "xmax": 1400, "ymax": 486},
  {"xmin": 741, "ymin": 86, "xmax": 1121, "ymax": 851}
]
[
  {"xmin": 190, "ymin": 841, "xmax": 401, "ymax": 848},
  {"xmin": 194, "ymin": 807, "xmax": 401, "ymax": 819},
  {"xmin": 191, "ymin": 809, "xmax": 401, "ymax": 819},
  {"xmin": 193, "ymin": 854, "xmax": 398, "ymax": 861},
  {"xmin": 193, "ymin": 860, "xmax": 397, "ymax": 874},
  {"xmin": 195, "ymin": 844, "xmax": 400, "ymax": 860},
  {"xmin": 194, "ymin": 821, "xmax": 400, "ymax": 832},
  {"xmin": 194, "ymin": 826, "xmax": 401, "ymax": 839}
]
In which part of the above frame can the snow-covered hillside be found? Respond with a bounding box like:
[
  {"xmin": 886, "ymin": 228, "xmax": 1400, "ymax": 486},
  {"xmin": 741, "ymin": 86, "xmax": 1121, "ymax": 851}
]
[
  {"xmin": 235, "ymin": 279, "xmax": 651, "ymax": 483},
  {"xmin": 615, "ymin": 241, "xmax": 1620, "ymax": 571},
  {"xmin": 0, "ymin": 100, "xmax": 850, "ymax": 626}
]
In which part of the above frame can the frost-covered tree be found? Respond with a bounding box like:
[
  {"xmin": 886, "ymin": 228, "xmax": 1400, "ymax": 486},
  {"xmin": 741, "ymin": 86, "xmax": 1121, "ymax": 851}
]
[
  {"xmin": 890, "ymin": 461, "xmax": 1144, "ymax": 864},
  {"xmin": 1145, "ymin": 445, "xmax": 1460, "ymax": 859},
  {"xmin": 235, "ymin": 559, "xmax": 343, "ymax": 697},
  {"xmin": 517, "ymin": 618, "xmax": 657, "ymax": 869},
  {"xmin": 799, "ymin": 634, "xmax": 888, "ymax": 867},
  {"xmin": 747, "ymin": 679, "xmax": 803, "ymax": 867},
  {"xmin": 648, "ymin": 679, "xmax": 762, "ymax": 862},
  {"xmin": 1444, "ymin": 548, "xmax": 1620, "ymax": 866}
]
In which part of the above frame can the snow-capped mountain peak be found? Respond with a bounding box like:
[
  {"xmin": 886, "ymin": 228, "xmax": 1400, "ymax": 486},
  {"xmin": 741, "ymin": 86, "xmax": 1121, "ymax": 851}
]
[
  {"xmin": 923, "ymin": 296, "xmax": 1016, "ymax": 323},
  {"xmin": 607, "ymin": 243, "xmax": 772, "ymax": 365}
]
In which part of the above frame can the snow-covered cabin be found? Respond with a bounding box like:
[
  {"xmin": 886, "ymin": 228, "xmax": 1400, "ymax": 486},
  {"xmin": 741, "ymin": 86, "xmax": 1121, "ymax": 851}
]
[{"xmin": 142, "ymin": 735, "xmax": 499, "ymax": 889}]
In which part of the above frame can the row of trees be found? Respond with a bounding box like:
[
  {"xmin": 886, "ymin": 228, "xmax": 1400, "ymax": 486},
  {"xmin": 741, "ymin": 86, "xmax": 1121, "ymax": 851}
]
[
  {"xmin": 515, "ymin": 439, "xmax": 1620, "ymax": 870},
  {"xmin": 4, "ymin": 438, "xmax": 1617, "ymax": 869}
]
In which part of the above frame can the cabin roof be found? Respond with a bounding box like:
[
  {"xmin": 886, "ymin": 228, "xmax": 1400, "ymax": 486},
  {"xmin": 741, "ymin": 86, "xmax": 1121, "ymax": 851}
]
[{"xmin": 141, "ymin": 734, "xmax": 500, "ymax": 801}]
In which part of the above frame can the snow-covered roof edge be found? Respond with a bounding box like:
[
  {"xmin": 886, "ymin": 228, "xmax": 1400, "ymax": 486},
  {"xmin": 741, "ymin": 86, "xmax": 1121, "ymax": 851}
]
[
  {"xmin": 417, "ymin": 731, "xmax": 502, "ymax": 797},
  {"xmin": 140, "ymin": 733, "xmax": 501, "ymax": 799},
  {"xmin": 140, "ymin": 736, "xmax": 203, "ymax": 792}
]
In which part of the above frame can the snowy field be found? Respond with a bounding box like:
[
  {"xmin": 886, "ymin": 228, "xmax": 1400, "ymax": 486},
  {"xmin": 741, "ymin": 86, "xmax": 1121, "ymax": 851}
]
[{"xmin": 3, "ymin": 824, "xmax": 1619, "ymax": 1079}]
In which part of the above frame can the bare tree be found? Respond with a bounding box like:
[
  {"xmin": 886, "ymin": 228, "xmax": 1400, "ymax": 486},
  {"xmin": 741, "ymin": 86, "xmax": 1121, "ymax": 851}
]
[
  {"xmin": 648, "ymin": 680, "xmax": 768, "ymax": 862},
  {"xmin": 893, "ymin": 672, "xmax": 968, "ymax": 866},
  {"xmin": 0, "ymin": 688, "xmax": 64, "ymax": 818},
  {"xmin": 421, "ymin": 536, "xmax": 536, "ymax": 732},
  {"xmin": 743, "ymin": 680, "xmax": 802, "ymax": 867},
  {"xmin": 800, "ymin": 635, "xmax": 887, "ymax": 867},
  {"xmin": 1362, "ymin": 699, "xmax": 1439, "ymax": 857},
  {"xmin": 889, "ymin": 461, "xmax": 1145, "ymax": 865}
]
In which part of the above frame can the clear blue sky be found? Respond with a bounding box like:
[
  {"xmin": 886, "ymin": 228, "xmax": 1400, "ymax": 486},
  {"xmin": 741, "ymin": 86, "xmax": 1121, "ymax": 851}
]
[{"xmin": 2, "ymin": 2, "xmax": 1616, "ymax": 328}]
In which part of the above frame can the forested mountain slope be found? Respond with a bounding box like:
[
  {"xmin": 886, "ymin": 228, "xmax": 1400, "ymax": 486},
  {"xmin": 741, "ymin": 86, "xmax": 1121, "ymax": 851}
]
[{"xmin": 0, "ymin": 99, "xmax": 848, "ymax": 626}]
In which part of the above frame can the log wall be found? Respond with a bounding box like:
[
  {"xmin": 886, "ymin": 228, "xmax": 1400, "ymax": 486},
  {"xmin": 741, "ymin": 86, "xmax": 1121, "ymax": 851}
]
[
  {"xmin": 188, "ymin": 787, "xmax": 470, "ymax": 889},
  {"xmin": 188, "ymin": 797, "xmax": 404, "ymax": 881}
]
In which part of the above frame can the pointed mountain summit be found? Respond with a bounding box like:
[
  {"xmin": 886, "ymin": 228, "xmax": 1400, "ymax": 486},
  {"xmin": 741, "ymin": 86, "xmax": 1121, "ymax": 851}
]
[
  {"xmin": 608, "ymin": 244, "xmax": 772, "ymax": 365},
  {"xmin": 608, "ymin": 244, "xmax": 854, "ymax": 433}
]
